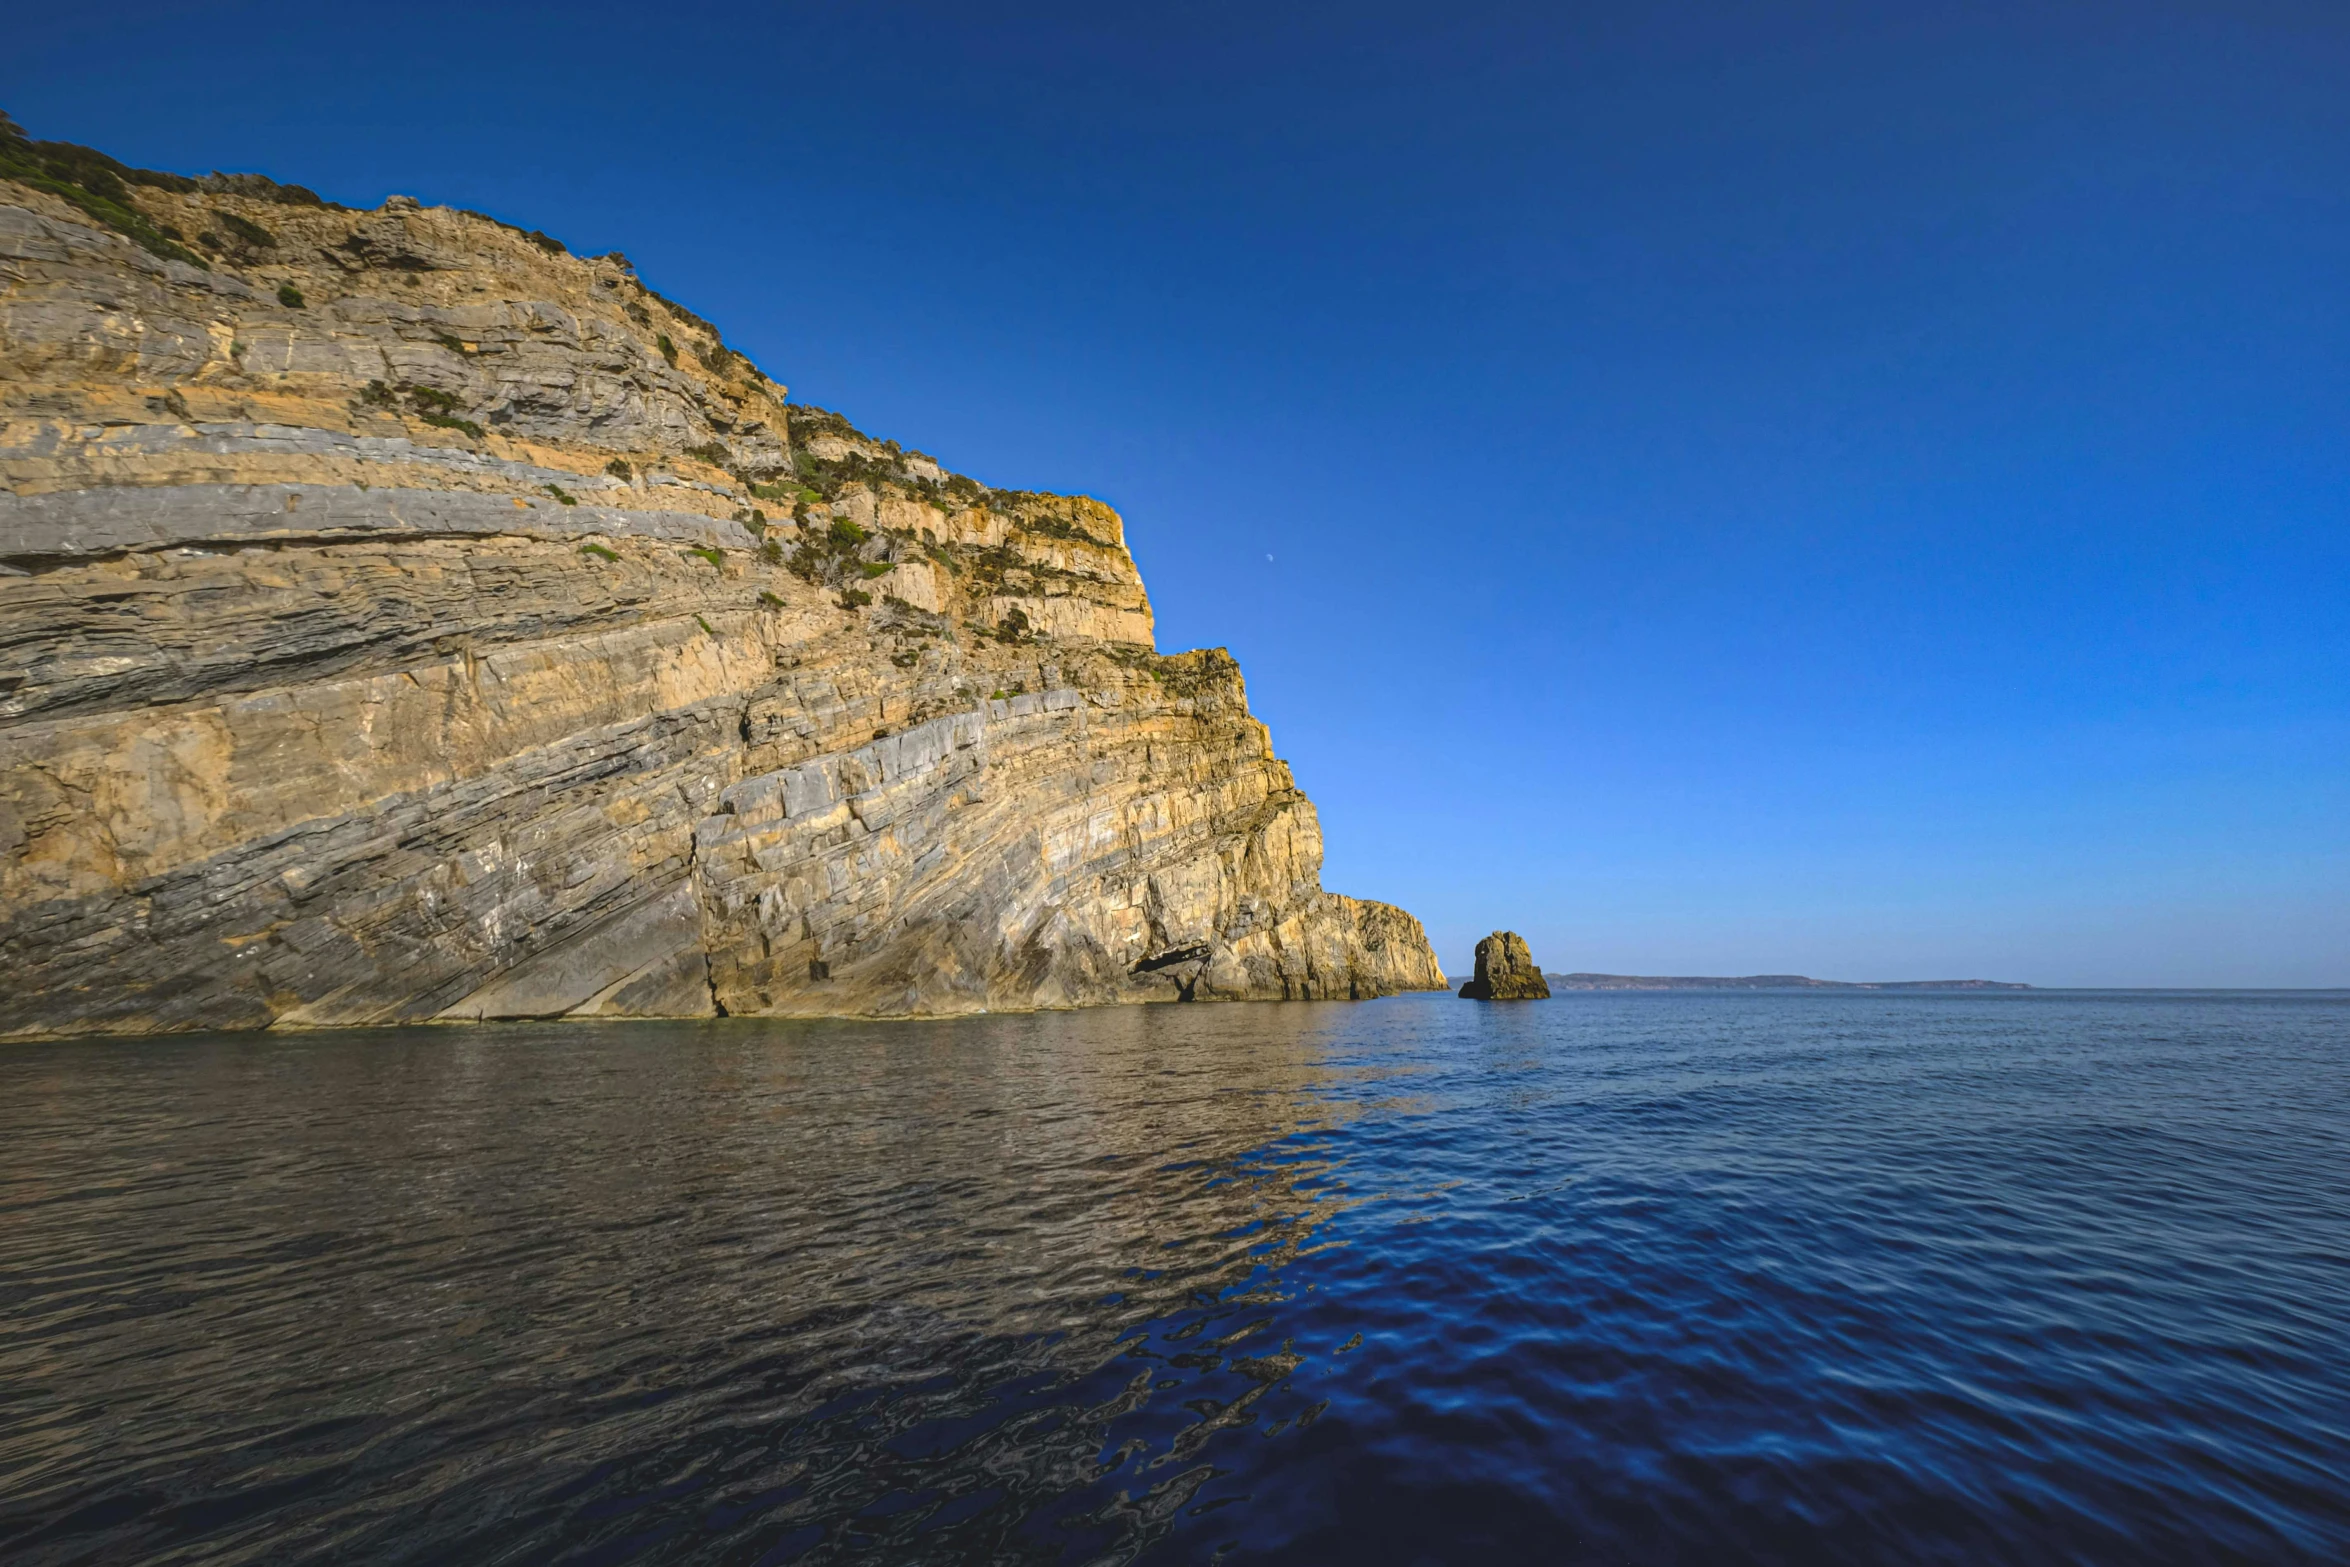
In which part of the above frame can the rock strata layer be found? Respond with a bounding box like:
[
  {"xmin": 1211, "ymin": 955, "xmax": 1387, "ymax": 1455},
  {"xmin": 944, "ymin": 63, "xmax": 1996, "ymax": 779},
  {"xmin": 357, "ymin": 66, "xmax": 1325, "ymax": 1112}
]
[
  {"xmin": 1459, "ymin": 931, "xmax": 1550, "ymax": 1000},
  {"xmin": 0, "ymin": 133, "xmax": 1446, "ymax": 1038}
]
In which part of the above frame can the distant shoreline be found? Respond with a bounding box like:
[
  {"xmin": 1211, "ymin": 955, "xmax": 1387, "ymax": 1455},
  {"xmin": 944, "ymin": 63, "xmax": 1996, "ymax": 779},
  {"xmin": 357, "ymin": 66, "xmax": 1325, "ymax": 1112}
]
[{"xmin": 1531, "ymin": 974, "xmax": 2032, "ymax": 992}]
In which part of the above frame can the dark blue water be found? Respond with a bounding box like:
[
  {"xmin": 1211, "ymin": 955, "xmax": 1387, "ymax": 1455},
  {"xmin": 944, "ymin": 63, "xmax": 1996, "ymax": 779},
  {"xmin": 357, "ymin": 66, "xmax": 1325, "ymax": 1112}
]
[{"xmin": 3, "ymin": 991, "xmax": 2346, "ymax": 1565}]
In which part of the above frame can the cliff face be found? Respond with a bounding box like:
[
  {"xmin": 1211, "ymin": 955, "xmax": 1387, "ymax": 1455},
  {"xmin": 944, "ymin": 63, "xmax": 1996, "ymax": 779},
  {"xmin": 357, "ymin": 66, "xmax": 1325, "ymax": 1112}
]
[{"xmin": 0, "ymin": 138, "xmax": 1445, "ymax": 1038}]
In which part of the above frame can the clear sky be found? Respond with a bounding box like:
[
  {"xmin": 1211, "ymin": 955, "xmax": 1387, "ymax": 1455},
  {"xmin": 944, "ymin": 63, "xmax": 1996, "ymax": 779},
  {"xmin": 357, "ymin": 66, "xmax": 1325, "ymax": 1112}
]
[{"xmin": 10, "ymin": 1, "xmax": 2346, "ymax": 985}]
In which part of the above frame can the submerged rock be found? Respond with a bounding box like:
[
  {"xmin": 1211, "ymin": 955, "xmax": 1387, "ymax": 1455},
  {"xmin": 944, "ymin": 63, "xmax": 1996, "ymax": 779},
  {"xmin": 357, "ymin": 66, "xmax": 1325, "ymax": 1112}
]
[{"xmin": 1458, "ymin": 931, "xmax": 1551, "ymax": 1000}]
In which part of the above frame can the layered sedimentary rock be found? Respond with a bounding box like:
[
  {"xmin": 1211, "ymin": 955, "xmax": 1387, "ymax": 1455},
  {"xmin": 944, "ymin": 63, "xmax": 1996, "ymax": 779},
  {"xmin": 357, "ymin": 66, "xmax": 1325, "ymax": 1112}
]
[
  {"xmin": 0, "ymin": 136, "xmax": 1445, "ymax": 1038},
  {"xmin": 1458, "ymin": 931, "xmax": 1550, "ymax": 1000}
]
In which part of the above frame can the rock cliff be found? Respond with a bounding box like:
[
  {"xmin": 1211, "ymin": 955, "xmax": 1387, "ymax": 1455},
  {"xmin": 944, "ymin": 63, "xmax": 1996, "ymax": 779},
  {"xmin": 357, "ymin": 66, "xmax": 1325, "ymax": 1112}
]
[{"xmin": 0, "ymin": 122, "xmax": 1446, "ymax": 1038}]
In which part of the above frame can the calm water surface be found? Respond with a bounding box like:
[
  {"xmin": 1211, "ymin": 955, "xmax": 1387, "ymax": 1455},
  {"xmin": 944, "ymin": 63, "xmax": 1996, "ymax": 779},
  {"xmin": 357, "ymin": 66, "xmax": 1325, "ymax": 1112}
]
[{"xmin": 2, "ymin": 991, "xmax": 2346, "ymax": 1564}]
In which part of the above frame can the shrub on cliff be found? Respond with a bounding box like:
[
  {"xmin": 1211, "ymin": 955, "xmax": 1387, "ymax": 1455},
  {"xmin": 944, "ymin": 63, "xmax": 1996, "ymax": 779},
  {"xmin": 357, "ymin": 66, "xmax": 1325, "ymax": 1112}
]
[
  {"xmin": 451, "ymin": 207, "xmax": 568, "ymax": 256},
  {"xmin": 196, "ymin": 170, "xmax": 328, "ymax": 206},
  {"xmin": 216, "ymin": 211, "xmax": 275, "ymax": 249},
  {"xmin": 0, "ymin": 111, "xmax": 207, "ymax": 267},
  {"xmin": 380, "ymin": 383, "xmax": 481, "ymax": 437},
  {"xmin": 1015, "ymin": 511, "xmax": 1110, "ymax": 548}
]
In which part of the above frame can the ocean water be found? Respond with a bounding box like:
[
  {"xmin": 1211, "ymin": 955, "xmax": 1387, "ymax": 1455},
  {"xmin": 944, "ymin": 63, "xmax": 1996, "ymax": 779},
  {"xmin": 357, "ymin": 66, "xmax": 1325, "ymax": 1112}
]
[{"xmin": 2, "ymin": 991, "xmax": 2345, "ymax": 1565}]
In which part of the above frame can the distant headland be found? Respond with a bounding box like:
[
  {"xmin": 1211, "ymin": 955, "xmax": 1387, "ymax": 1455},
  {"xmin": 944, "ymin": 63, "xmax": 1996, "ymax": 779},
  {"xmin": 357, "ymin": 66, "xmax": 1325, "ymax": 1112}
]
[{"xmin": 1543, "ymin": 974, "xmax": 2032, "ymax": 991}]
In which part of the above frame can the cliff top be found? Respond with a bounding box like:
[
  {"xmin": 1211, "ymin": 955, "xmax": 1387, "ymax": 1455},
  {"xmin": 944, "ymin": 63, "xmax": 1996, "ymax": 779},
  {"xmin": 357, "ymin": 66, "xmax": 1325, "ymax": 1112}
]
[{"xmin": 0, "ymin": 108, "xmax": 1114, "ymax": 541}]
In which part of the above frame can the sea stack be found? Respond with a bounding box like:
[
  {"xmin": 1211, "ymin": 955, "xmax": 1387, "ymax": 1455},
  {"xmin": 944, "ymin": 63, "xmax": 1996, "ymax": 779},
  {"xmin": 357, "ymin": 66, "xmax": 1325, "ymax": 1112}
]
[{"xmin": 1458, "ymin": 931, "xmax": 1551, "ymax": 1000}]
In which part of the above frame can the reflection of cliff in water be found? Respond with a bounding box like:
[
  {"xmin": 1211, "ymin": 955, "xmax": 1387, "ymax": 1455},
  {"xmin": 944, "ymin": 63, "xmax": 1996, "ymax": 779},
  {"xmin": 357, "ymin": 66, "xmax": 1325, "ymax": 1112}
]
[{"xmin": 0, "ymin": 1001, "xmax": 1434, "ymax": 1564}]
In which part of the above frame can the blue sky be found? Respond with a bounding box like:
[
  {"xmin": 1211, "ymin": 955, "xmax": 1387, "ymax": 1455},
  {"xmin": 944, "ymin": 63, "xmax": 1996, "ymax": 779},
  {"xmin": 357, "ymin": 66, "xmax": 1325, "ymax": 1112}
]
[{"xmin": 10, "ymin": 1, "xmax": 2346, "ymax": 984}]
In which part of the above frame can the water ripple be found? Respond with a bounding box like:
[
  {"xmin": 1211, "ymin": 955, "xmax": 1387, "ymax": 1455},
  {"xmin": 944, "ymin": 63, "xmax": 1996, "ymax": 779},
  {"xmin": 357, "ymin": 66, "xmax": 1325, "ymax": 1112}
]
[{"xmin": 2, "ymin": 991, "xmax": 2346, "ymax": 1563}]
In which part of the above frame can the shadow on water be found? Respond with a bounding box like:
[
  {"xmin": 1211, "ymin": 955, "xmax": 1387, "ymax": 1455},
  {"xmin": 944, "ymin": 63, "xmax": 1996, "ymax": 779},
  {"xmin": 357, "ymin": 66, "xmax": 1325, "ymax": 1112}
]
[{"xmin": 2, "ymin": 991, "xmax": 2347, "ymax": 1564}]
